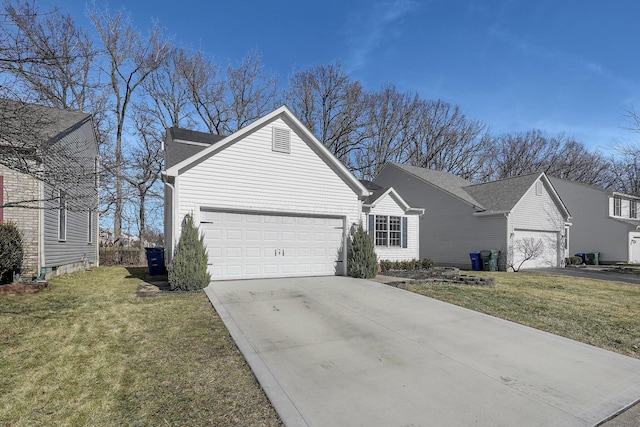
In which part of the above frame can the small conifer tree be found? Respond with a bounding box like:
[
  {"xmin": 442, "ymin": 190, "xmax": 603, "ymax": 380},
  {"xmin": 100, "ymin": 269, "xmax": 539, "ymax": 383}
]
[
  {"xmin": 347, "ymin": 223, "xmax": 378, "ymax": 279},
  {"xmin": 168, "ymin": 214, "xmax": 211, "ymax": 291},
  {"xmin": 0, "ymin": 222, "xmax": 23, "ymax": 284}
]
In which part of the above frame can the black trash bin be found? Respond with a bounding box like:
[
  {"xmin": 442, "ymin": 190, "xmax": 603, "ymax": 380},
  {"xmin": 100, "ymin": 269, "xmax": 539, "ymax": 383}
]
[
  {"xmin": 145, "ymin": 247, "xmax": 166, "ymax": 276},
  {"xmin": 469, "ymin": 252, "xmax": 482, "ymax": 271},
  {"xmin": 480, "ymin": 249, "xmax": 499, "ymax": 271},
  {"xmin": 586, "ymin": 252, "xmax": 600, "ymax": 266}
]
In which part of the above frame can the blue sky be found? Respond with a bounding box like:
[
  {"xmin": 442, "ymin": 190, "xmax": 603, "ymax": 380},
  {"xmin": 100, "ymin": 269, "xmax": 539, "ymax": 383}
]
[{"xmin": 42, "ymin": 0, "xmax": 640, "ymax": 152}]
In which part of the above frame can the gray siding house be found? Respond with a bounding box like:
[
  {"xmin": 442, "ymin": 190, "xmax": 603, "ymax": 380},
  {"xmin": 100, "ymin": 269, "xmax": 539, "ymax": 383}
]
[
  {"xmin": 0, "ymin": 101, "xmax": 99, "ymax": 280},
  {"xmin": 374, "ymin": 163, "xmax": 571, "ymax": 270},
  {"xmin": 549, "ymin": 177, "xmax": 640, "ymax": 264}
]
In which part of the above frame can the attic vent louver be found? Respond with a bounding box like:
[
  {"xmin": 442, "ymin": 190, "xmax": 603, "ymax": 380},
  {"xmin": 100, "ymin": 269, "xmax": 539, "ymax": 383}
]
[{"xmin": 272, "ymin": 127, "xmax": 291, "ymax": 153}]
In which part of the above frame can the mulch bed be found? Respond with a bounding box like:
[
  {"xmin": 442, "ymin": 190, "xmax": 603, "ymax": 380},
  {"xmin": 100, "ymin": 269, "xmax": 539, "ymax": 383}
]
[
  {"xmin": 382, "ymin": 267, "xmax": 495, "ymax": 288},
  {"xmin": 0, "ymin": 281, "xmax": 48, "ymax": 295}
]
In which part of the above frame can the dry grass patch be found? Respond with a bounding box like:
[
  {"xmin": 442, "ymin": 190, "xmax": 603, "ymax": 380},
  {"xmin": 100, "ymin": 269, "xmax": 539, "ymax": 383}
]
[
  {"xmin": 406, "ymin": 271, "xmax": 640, "ymax": 358},
  {"xmin": 0, "ymin": 267, "xmax": 282, "ymax": 426}
]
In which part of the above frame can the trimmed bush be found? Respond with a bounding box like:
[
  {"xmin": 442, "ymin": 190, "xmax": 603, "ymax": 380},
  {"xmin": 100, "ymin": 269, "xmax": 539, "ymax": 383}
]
[
  {"xmin": 167, "ymin": 214, "xmax": 211, "ymax": 291},
  {"xmin": 347, "ymin": 223, "xmax": 378, "ymax": 279},
  {"xmin": 379, "ymin": 257, "xmax": 435, "ymax": 272},
  {"xmin": 565, "ymin": 256, "xmax": 582, "ymax": 266},
  {"xmin": 0, "ymin": 222, "xmax": 24, "ymax": 284}
]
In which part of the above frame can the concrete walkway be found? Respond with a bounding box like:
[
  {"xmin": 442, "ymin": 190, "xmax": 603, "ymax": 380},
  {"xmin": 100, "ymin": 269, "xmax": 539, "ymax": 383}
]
[{"xmin": 204, "ymin": 276, "xmax": 640, "ymax": 427}]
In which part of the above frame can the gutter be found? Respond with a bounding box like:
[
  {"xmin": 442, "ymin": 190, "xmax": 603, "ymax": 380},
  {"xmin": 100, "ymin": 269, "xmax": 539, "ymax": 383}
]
[{"xmin": 161, "ymin": 172, "xmax": 177, "ymax": 261}]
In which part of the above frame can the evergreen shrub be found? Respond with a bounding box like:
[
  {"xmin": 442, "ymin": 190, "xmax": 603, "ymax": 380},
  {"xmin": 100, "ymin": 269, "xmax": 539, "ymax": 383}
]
[
  {"xmin": 0, "ymin": 222, "xmax": 23, "ymax": 284},
  {"xmin": 347, "ymin": 223, "xmax": 378, "ymax": 279},
  {"xmin": 168, "ymin": 214, "xmax": 211, "ymax": 291}
]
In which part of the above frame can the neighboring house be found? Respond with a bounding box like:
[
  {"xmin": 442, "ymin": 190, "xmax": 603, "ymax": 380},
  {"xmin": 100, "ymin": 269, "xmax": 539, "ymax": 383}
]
[
  {"xmin": 360, "ymin": 180, "xmax": 424, "ymax": 261},
  {"xmin": 374, "ymin": 163, "xmax": 571, "ymax": 270},
  {"xmin": 0, "ymin": 100, "xmax": 99, "ymax": 280},
  {"xmin": 549, "ymin": 177, "xmax": 640, "ymax": 264}
]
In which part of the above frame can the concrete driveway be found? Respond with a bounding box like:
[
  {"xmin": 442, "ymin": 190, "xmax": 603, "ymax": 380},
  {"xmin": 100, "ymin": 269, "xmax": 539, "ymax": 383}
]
[{"xmin": 204, "ymin": 276, "xmax": 640, "ymax": 427}]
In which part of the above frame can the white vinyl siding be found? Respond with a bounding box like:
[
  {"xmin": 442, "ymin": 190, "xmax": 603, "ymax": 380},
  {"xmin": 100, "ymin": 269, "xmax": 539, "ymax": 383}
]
[
  {"xmin": 362, "ymin": 191, "xmax": 420, "ymax": 261},
  {"xmin": 178, "ymin": 118, "xmax": 360, "ymax": 225},
  {"xmin": 509, "ymin": 179, "xmax": 565, "ymax": 267}
]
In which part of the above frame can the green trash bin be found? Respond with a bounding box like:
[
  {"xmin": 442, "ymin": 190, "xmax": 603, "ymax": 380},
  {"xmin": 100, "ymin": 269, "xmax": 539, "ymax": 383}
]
[
  {"xmin": 480, "ymin": 249, "xmax": 499, "ymax": 271},
  {"xmin": 586, "ymin": 252, "xmax": 600, "ymax": 266}
]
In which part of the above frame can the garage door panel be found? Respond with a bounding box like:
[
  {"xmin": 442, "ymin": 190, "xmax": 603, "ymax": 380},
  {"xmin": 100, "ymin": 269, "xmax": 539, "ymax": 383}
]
[
  {"xmin": 512, "ymin": 230, "xmax": 559, "ymax": 269},
  {"xmin": 202, "ymin": 211, "xmax": 344, "ymax": 280}
]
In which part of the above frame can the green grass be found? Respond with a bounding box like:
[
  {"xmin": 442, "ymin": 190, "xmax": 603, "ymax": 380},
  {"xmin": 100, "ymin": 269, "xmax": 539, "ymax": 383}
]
[
  {"xmin": 407, "ymin": 271, "xmax": 640, "ymax": 358},
  {"xmin": 0, "ymin": 267, "xmax": 282, "ymax": 426}
]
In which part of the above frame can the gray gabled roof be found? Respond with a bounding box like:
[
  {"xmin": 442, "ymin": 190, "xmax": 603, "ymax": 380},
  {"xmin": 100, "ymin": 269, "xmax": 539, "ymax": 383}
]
[
  {"xmin": 360, "ymin": 179, "xmax": 387, "ymax": 205},
  {"xmin": 0, "ymin": 99, "xmax": 91, "ymax": 147},
  {"xmin": 464, "ymin": 173, "xmax": 542, "ymax": 212},
  {"xmin": 390, "ymin": 163, "xmax": 483, "ymax": 208},
  {"xmin": 165, "ymin": 127, "xmax": 226, "ymax": 169}
]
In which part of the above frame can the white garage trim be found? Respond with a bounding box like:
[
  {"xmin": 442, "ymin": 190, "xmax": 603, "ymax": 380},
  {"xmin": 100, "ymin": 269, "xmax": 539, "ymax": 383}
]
[
  {"xmin": 511, "ymin": 229, "xmax": 560, "ymax": 269},
  {"xmin": 199, "ymin": 208, "xmax": 347, "ymax": 280}
]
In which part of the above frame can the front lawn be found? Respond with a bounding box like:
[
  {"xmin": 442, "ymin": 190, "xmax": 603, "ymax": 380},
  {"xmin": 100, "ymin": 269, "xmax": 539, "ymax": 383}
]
[
  {"xmin": 0, "ymin": 267, "xmax": 282, "ymax": 426},
  {"xmin": 406, "ymin": 271, "xmax": 640, "ymax": 358}
]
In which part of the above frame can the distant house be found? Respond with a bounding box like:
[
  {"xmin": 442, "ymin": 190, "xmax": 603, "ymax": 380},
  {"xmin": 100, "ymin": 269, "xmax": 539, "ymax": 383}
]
[
  {"xmin": 0, "ymin": 100, "xmax": 99, "ymax": 280},
  {"xmin": 162, "ymin": 106, "xmax": 423, "ymax": 281},
  {"xmin": 549, "ymin": 177, "xmax": 640, "ymax": 264},
  {"xmin": 374, "ymin": 163, "xmax": 571, "ymax": 270}
]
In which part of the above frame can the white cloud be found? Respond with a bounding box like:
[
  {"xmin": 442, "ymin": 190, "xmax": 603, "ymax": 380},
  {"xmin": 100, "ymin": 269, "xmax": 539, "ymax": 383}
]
[{"xmin": 346, "ymin": 0, "xmax": 420, "ymax": 72}]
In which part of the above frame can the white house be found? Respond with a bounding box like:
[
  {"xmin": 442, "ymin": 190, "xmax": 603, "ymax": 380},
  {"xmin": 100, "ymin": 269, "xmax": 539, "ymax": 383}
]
[
  {"xmin": 374, "ymin": 163, "xmax": 571, "ymax": 270},
  {"xmin": 549, "ymin": 177, "xmax": 640, "ymax": 264},
  {"xmin": 163, "ymin": 106, "xmax": 423, "ymax": 281}
]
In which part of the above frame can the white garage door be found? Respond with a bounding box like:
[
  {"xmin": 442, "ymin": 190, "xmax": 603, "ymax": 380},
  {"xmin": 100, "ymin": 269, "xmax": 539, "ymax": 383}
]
[
  {"xmin": 512, "ymin": 229, "xmax": 559, "ymax": 269},
  {"xmin": 200, "ymin": 211, "xmax": 344, "ymax": 280}
]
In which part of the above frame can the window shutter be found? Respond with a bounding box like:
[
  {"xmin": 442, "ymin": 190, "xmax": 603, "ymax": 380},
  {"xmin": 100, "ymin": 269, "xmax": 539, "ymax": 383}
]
[
  {"xmin": 368, "ymin": 214, "xmax": 375, "ymax": 243},
  {"xmin": 402, "ymin": 217, "xmax": 408, "ymax": 248},
  {"xmin": 0, "ymin": 175, "xmax": 3, "ymax": 223}
]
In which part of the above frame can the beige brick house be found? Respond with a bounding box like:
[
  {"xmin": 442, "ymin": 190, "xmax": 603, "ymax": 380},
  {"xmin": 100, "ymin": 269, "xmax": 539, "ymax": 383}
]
[{"xmin": 0, "ymin": 100, "xmax": 99, "ymax": 281}]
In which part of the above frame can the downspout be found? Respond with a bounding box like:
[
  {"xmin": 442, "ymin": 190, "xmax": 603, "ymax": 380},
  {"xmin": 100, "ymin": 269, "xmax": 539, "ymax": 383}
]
[{"xmin": 164, "ymin": 177, "xmax": 176, "ymax": 262}]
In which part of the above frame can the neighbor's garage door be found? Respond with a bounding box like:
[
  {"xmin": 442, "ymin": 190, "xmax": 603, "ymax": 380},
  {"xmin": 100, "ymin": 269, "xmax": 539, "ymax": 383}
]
[
  {"xmin": 201, "ymin": 211, "xmax": 344, "ymax": 280},
  {"xmin": 512, "ymin": 229, "xmax": 559, "ymax": 269}
]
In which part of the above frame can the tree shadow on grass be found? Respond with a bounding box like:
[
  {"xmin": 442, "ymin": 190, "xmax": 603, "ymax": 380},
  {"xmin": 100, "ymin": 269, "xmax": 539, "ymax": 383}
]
[{"xmin": 125, "ymin": 267, "xmax": 170, "ymax": 290}]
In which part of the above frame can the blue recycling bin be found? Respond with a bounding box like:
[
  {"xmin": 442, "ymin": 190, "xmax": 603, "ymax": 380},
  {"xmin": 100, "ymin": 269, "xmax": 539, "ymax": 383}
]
[
  {"xmin": 469, "ymin": 252, "xmax": 482, "ymax": 271},
  {"xmin": 145, "ymin": 247, "xmax": 166, "ymax": 276},
  {"xmin": 575, "ymin": 253, "xmax": 586, "ymax": 264}
]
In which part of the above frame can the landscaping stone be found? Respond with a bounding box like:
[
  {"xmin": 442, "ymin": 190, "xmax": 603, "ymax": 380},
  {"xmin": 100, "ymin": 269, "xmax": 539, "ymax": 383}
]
[{"xmin": 381, "ymin": 267, "xmax": 495, "ymax": 287}]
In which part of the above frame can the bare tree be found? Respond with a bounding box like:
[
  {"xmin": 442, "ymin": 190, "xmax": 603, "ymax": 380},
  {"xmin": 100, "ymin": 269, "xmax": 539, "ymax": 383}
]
[
  {"xmin": 481, "ymin": 130, "xmax": 612, "ymax": 186},
  {"xmin": 89, "ymin": 6, "xmax": 170, "ymax": 251},
  {"xmin": 226, "ymin": 51, "xmax": 278, "ymax": 133},
  {"xmin": 356, "ymin": 84, "xmax": 418, "ymax": 179},
  {"xmin": 405, "ymin": 99, "xmax": 488, "ymax": 180},
  {"xmin": 285, "ymin": 63, "xmax": 367, "ymax": 168},
  {"xmin": 0, "ymin": 0, "xmax": 97, "ymax": 111},
  {"xmin": 508, "ymin": 237, "xmax": 545, "ymax": 272}
]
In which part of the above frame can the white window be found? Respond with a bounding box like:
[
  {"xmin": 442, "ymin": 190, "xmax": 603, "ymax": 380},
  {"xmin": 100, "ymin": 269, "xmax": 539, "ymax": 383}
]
[
  {"xmin": 375, "ymin": 215, "xmax": 388, "ymax": 246},
  {"xmin": 369, "ymin": 215, "xmax": 406, "ymax": 248},
  {"xmin": 88, "ymin": 210, "xmax": 93, "ymax": 243},
  {"xmin": 614, "ymin": 196, "xmax": 622, "ymax": 216},
  {"xmin": 58, "ymin": 190, "xmax": 67, "ymax": 241},
  {"xmin": 631, "ymin": 200, "xmax": 638, "ymax": 219}
]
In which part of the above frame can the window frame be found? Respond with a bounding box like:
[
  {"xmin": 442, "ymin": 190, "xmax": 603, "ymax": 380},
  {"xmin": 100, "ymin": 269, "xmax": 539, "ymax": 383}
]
[
  {"xmin": 370, "ymin": 214, "xmax": 405, "ymax": 248},
  {"xmin": 87, "ymin": 210, "xmax": 93, "ymax": 243},
  {"xmin": 58, "ymin": 190, "xmax": 67, "ymax": 241},
  {"xmin": 631, "ymin": 200, "xmax": 638, "ymax": 219},
  {"xmin": 613, "ymin": 196, "xmax": 622, "ymax": 217}
]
